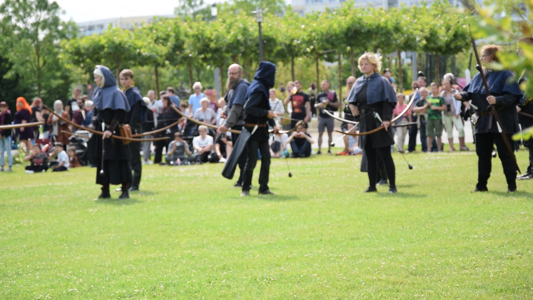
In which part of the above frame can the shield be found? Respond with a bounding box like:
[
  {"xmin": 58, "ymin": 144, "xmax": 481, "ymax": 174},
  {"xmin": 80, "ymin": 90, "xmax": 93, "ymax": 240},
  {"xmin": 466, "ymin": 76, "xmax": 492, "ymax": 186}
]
[{"xmin": 222, "ymin": 125, "xmax": 256, "ymax": 179}]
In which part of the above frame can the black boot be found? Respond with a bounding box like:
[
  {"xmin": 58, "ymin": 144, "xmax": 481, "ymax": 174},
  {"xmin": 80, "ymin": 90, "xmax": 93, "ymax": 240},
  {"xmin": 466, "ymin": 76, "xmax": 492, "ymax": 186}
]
[
  {"xmin": 119, "ymin": 184, "xmax": 130, "ymax": 199},
  {"xmin": 364, "ymin": 186, "xmax": 377, "ymax": 193},
  {"xmin": 376, "ymin": 169, "xmax": 388, "ymax": 185},
  {"xmin": 388, "ymin": 185, "xmax": 398, "ymax": 193},
  {"xmin": 98, "ymin": 186, "xmax": 111, "ymax": 199}
]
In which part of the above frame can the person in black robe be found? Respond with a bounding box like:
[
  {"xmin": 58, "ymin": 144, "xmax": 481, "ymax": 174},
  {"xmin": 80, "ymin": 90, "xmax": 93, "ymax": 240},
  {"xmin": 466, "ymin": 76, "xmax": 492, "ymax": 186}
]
[
  {"xmin": 92, "ymin": 65, "xmax": 132, "ymax": 199},
  {"xmin": 240, "ymin": 61, "xmax": 279, "ymax": 196},
  {"xmin": 120, "ymin": 69, "xmax": 147, "ymax": 192},
  {"xmin": 517, "ymin": 37, "xmax": 533, "ymax": 180},
  {"xmin": 454, "ymin": 45, "xmax": 523, "ymax": 192},
  {"xmin": 153, "ymin": 96, "xmax": 181, "ymax": 164},
  {"xmin": 348, "ymin": 53, "xmax": 398, "ymax": 193}
]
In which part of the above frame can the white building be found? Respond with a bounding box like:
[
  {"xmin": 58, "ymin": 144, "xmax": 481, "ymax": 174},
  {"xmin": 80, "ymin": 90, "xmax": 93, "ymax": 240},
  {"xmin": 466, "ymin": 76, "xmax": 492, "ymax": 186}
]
[{"xmin": 77, "ymin": 15, "xmax": 174, "ymax": 36}]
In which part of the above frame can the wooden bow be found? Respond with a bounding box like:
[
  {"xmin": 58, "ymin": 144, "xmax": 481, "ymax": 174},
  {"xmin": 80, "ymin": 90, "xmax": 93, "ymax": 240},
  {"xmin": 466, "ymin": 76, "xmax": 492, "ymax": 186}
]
[
  {"xmin": 322, "ymin": 109, "xmax": 358, "ymax": 125},
  {"xmin": 0, "ymin": 122, "xmax": 44, "ymax": 130},
  {"xmin": 62, "ymin": 130, "xmax": 170, "ymax": 142},
  {"xmin": 519, "ymin": 111, "xmax": 533, "ymax": 120},
  {"xmin": 470, "ymin": 28, "xmax": 521, "ymax": 174},
  {"xmin": 43, "ymin": 105, "xmax": 169, "ymax": 143},
  {"xmin": 336, "ymin": 88, "xmax": 417, "ymax": 137},
  {"xmin": 139, "ymin": 117, "xmax": 184, "ymax": 137},
  {"xmin": 171, "ymin": 105, "xmax": 301, "ymax": 135}
]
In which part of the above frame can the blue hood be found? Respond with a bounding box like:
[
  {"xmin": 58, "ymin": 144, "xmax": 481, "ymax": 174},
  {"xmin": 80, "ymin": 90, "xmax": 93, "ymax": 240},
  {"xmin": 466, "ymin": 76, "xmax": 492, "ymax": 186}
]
[
  {"xmin": 93, "ymin": 65, "xmax": 130, "ymax": 112},
  {"xmin": 245, "ymin": 61, "xmax": 276, "ymax": 100},
  {"xmin": 348, "ymin": 73, "xmax": 397, "ymax": 106}
]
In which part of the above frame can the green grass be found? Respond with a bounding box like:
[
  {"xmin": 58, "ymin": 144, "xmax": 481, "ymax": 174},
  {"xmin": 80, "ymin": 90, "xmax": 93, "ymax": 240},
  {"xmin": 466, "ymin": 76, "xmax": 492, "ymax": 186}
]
[{"xmin": 1, "ymin": 146, "xmax": 533, "ymax": 299}]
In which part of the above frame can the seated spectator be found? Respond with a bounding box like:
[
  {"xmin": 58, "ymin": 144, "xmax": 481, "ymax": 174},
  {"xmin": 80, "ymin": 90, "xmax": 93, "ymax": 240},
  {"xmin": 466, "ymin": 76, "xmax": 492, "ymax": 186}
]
[
  {"xmin": 205, "ymin": 89, "xmax": 219, "ymax": 112},
  {"xmin": 192, "ymin": 125, "xmax": 213, "ymax": 162},
  {"xmin": 24, "ymin": 144, "xmax": 48, "ymax": 173},
  {"xmin": 270, "ymin": 130, "xmax": 289, "ymax": 158},
  {"xmin": 166, "ymin": 87, "xmax": 181, "ymax": 107},
  {"xmin": 286, "ymin": 123, "xmax": 314, "ymax": 158},
  {"xmin": 345, "ymin": 123, "xmax": 362, "ymax": 155},
  {"xmin": 165, "ymin": 132, "xmax": 191, "ymax": 165},
  {"xmin": 49, "ymin": 142, "xmax": 69, "ymax": 172},
  {"xmin": 194, "ymin": 98, "xmax": 217, "ymax": 125},
  {"xmin": 214, "ymin": 132, "xmax": 232, "ymax": 163},
  {"xmin": 68, "ymin": 148, "xmax": 81, "ymax": 168}
]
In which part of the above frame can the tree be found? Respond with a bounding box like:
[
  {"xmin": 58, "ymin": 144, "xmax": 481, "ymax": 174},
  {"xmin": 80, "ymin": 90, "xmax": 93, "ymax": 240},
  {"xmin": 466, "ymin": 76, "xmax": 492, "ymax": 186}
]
[{"xmin": 0, "ymin": 0, "xmax": 78, "ymax": 102}]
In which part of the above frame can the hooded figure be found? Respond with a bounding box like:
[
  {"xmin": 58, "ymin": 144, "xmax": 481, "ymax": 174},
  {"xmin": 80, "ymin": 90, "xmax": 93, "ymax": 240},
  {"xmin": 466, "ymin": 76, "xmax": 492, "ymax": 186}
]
[
  {"xmin": 92, "ymin": 65, "xmax": 132, "ymax": 200},
  {"xmin": 239, "ymin": 61, "xmax": 278, "ymax": 196}
]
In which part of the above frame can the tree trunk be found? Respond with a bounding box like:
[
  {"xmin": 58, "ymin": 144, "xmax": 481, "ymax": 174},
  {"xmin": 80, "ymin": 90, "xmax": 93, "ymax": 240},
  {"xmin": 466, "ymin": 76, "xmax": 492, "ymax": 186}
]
[
  {"xmin": 195, "ymin": 67, "xmax": 200, "ymax": 82},
  {"xmin": 219, "ymin": 67, "xmax": 225, "ymax": 95},
  {"xmin": 397, "ymin": 49, "xmax": 403, "ymax": 92},
  {"xmin": 115, "ymin": 55, "xmax": 120, "ymax": 79},
  {"xmin": 418, "ymin": 52, "xmax": 422, "ymax": 73},
  {"xmin": 435, "ymin": 52, "xmax": 439, "ymax": 85},
  {"xmin": 291, "ymin": 54, "xmax": 295, "ymax": 81},
  {"xmin": 35, "ymin": 46, "xmax": 41, "ymax": 97},
  {"xmin": 246, "ymin": 60, "xmax": 251, "ymax": 81},
  {"xmin": 315, "ymin": 54, "xmax": 319, "ymax": 88},
  {"xmin": 338, "ymin": 53, "xmax": 343, "ymax": 113},
  {"xmin": 350, "ymin": 47, "xmax": 356, "ymax": 77},
  {"xmin": 154, "ymin": 65, "xmax": 160, "ymax": 98},
  {"xmin": 234, "ymin": 54, "xmax": 239, "ymax": 64},
  {"xmin": 188, "ymin": 63, "xmax": 193, "ymax": 91}
]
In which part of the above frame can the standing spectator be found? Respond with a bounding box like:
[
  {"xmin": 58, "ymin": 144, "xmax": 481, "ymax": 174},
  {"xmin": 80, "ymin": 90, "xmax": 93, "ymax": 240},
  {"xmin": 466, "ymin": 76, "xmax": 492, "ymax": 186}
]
[
  {"xmin": 205, "ymin": 89, "xmax": 219, "ymax": 112},
  {"xmin": 147, "ymin": 90, "xmax": 159, "ymax": 126},
  {"xmin": 383, "ymin": 68, "xmax": 398, "ymax": 92},
  {"xmin": 283, "ymin": 81, "xmax": 295, "ymax": 113},
  {"xmin": 0, "ymin": 101, "xmax": 13, "ymax": 172},
  {"xmin": 72, "ymin": 96, "xmax": 87, "ymax": 131},
  {"xmin": 315, "ymin": 80, "xmax": 339, "ymax": 155},
  {"xmin": 82, "ymin": 100, "xmax": 94, "ymax": 127},
  {"xmin": 68, "ymin": 148, "xmax": 81, "ymax": 168},
  {"xmin": 412, "ymin": 87, "xmax": 429, "ymax": 151},
  {"xmin": 30, "ymin": 98, "xmax": 43, "ymax": 140},
  {"xmin": 154, "ymin": 96, "xmax": 180, "ymax": 164},
  {"xmin": 407, "ymin": 73, "xmax": 428, "ymax": 152},
  {"xmin": 517, "ymin": 37, "xmax": 533, "ymax": 180},
  {"xmin": 269, "ymin": 89, "xmax": 285, "ymax": 124},
  {"xmin": 214, "ymin": 132, "xmax": 232, "ymax": 163},
  {"xmin": 41, "ymin": 107, "xmax": 51, "ymax": 139},
  {"xmin": 194, "ymin": 98, "xmax": 217, "ymax": 125},
  {"xmin": 24, "ymin": 144, "xmax": 48, "ymax": 173},
  {"xmin": 216, "ymin": 98, "xmax": 226, "ymax": 126},
  {"xmin": 192, "ymin": 125, "xmax": 213, "ymax": 163},
  {"xmin": 441, "ymin": 74, "xmax": 469, "ymax": 151},
  {"xmin": 339, "ymin": 76, "xmax": 357, "ymax": 155},
  {"xmin": 14, "ymin": 97, "xmax": 34, "ymax": 153},
  {"xmin": 49, "ymin": 142, "xmax": 69, "ymax": 172},
  {"xmin": 393, "ymin": 93, "xmax": 412, "ymax": 153},
  {"xmin": 286, "ymin": 123, "xmax": 314, "ymax": 158},
  {"xmin": 425, "ymin": 82, "xmax": 446, "ymax": 152},
  {"xmin": 279, "ymin": 82, "xmax": 286, "ymax": 94},
  {"xmin": 270, "ymin": 131, "xmax": 289, "ymax": 158},
  {"xmin": 284, "ymin": 80, "xmax": 310, "ymax": 128},
  {"xmin": 165, "ymin": 132, "xmax": 191, "ymax": 165},
  {"xmin": 308, "ymin": 83, "xmax": 317, "ymax": 118},
  {"xmin": 142, "ymin": 97, "xmax": 154, "ymax": 165},
  {"xmin": 166, "ymin": 87, "xmax": 181, "ymax": 107},
  {"xmin": 188, "ymin": 82, "xmax": 204, "ymax": 117},
  {"xmin": 65, "ymin": 88, "xmax": 81, "ymax": 120},
  {"xmin": 47, "ymin": 100, "xmax": 69, "ymax": 147}
]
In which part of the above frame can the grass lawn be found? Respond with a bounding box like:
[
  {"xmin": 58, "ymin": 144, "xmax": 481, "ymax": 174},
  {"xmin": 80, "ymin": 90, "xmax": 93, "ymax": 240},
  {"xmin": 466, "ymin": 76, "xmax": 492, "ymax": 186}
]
[{"xmin": 1, "ymin": 146, "xmax": 532, "ymax": 299}]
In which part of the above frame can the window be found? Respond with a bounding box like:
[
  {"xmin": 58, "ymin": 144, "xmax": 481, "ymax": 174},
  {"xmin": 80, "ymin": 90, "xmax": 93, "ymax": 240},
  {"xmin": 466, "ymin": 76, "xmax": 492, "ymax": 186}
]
[{"xmin": 88, "ymin": 25, "xmax": 94, "ymax": 31}]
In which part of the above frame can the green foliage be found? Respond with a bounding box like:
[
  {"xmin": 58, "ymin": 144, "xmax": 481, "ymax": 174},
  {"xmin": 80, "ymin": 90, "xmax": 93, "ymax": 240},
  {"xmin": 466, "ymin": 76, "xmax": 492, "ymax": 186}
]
[{"xmin": 0, "ymin": 0, "xmax": 78, "ymax": 104}]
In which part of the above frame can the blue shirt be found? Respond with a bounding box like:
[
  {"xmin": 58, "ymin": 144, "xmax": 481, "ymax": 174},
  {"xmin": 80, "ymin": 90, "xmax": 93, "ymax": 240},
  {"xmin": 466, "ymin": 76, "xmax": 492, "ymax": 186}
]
[
  {"xmin": 188, "ymin": 93, "xmax": 204, "ymax": 115},
  {"xmin": 169, "ymin": 95, "xmax": 181, "ymax": 107}
]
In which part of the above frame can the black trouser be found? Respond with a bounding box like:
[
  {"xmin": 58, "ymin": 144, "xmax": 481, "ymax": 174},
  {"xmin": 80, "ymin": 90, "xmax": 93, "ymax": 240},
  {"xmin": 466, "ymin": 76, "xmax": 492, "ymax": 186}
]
[
  {"xmin": 524, "ymin": 139, "xmax": 533, "ymax": 175},
  {"xmin": 364, "ymin": 134, "xmax": 396, "ymax": 188},
  {"xmin": 154, "ymin": 139, "xmax": 167, "ymax": 164},
  {"xmin": 242, "ymin": 139, "xmax": 271, "ymax": 193},
  {"xmin": 408, "ymin": 116, "xmax": 428, "ymax": 152},
  {"xmin": 475, "ymin": 133, "xmax": 516, "ymax": 190},
  {"xmin": 26, "ymin": 165, "xmax": 48, "ymax": 172},
  {"xmin": 196, "ymin": 151, "xmax": 210, "ymax": 163},
  {"xmin": 129, "ymin": 141, "xmax": 142, "ymax": 188},
  {"xmin": 50, "ymin": 161, "xmax": 68, "ymax": 172},
  {"xmin": 232, "ymin": 124, "xmax": 247, "ymax": 184}
]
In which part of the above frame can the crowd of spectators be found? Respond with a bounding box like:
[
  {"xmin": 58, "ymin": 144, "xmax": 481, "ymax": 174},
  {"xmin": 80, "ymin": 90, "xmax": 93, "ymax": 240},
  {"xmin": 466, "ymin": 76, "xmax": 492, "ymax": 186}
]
[{"xmin": 1, "ymin": 69, "xmax": 485, "ymax": 173}]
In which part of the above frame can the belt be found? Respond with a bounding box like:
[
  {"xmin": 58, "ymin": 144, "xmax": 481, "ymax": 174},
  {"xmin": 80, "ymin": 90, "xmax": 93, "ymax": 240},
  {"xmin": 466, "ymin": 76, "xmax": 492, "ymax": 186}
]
[{"xmin": 245, "ymin": 123, "xmax": 266, "ymax": 127}]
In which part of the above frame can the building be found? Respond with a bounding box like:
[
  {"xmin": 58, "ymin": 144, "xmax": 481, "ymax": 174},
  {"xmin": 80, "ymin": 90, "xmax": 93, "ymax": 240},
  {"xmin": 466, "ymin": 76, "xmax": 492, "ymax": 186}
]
[{"xmin": 77, "ymin": 15, "xmax": 174, "ymax": 36}]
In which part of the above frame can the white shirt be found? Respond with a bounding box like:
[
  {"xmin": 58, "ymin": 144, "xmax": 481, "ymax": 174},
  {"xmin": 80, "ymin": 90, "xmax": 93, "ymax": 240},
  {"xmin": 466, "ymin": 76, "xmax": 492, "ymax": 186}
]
[
  {"xmin": 269, "ymin": 98, "xmax": 285, "ymax": 115},
  {"xmin": 193, "ymin": 135, "xmax": 213, "ymax": 150},
  {"xmin": 271, "ymin": 133, "xmax": 288, "ymax": 150},
  {"xmin": 57, "ymin": 150, "xmax": 69, "ymax": 169}
]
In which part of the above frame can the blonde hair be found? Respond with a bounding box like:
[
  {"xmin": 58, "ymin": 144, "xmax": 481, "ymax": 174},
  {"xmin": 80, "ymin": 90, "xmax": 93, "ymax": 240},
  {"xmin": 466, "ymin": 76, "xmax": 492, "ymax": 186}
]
[
  {"xmin": 358, "ymin": 52, "xmax": 382, "ymax": 73},
  {"xmin": 198, "ymin": 125, "xmax": 208, "ymax": 132}
]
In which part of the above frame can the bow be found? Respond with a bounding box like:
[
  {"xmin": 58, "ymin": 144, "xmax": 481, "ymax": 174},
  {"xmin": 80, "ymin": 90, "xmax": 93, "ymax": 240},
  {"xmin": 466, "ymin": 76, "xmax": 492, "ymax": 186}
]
[
  {"xmin": 43, "ymin": 105, "xmax": 169, "ymax": 143},
  {"xmin": 62, "ymin": 130, "xmax": 170, "ymax": 142},
  {"xmin": 519, "ymin": 111, "xmax": 533, "ymax": 120},
  {"xmin": 171, "ymin": 105, "xmax": 302, "ymax": 135},
  {"xmin": 470, "ymin": 29, "xmax": 521, "ymax": 174},
  {"xmin": 322, "ymin": 109, "xmax": 358, "ymax": 125},
  {"xmin": 139, "ymin": 117, "xmax": 184, "ymax": 137},
  {"xmin": 336, "ymin": 88, "xmax": 417, "ymax": 137},
  {"xmin": 0, "ymin": 122, "xmax": 44, "ymax": 130}
]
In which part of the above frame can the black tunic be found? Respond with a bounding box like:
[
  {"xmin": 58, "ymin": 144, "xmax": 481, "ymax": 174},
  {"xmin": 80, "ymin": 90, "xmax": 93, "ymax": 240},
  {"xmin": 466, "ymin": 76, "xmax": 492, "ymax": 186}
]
[
  {"xmin": 93, "ymin": 108, "xmax": 132, "ymax": 185},
  {"xmin": 357, "ymin": 85, "xmax": 394, "ymax": 149},
  {"xmin": 154, "ymin": 108, "xmax": 180, "ymax": 138},
  {"xmin": 460, "ymin": 92, "xmax": 519, "ymax": 134},
  {"xmin": 243, "ymin": 92, "xmax": 276, "ymax": 141}
]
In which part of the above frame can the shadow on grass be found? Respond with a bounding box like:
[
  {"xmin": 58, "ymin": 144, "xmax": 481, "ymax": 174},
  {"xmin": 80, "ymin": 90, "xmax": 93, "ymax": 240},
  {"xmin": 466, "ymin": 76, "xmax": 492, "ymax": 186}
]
[
  {"xmin": 136, "ymin": 190, "xmax": 157, "ymax": 196},
  {"xmin": 491, "ymin": 190, "xmax": 533, "ymax": 199},
  {"xmin": 376, "ymin": 192, "xmax": 428, "ymax": 198},
  {"xmin": 95, "ymin": 198, "xmax": 142, "ymax": 205}
]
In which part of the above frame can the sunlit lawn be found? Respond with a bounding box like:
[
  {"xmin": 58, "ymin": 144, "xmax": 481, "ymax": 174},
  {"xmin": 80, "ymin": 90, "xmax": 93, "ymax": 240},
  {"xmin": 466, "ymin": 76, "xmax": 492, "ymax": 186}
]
[{"xmin": 1, "ymin": 145, "xmax": 532, "ymax": 299}]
